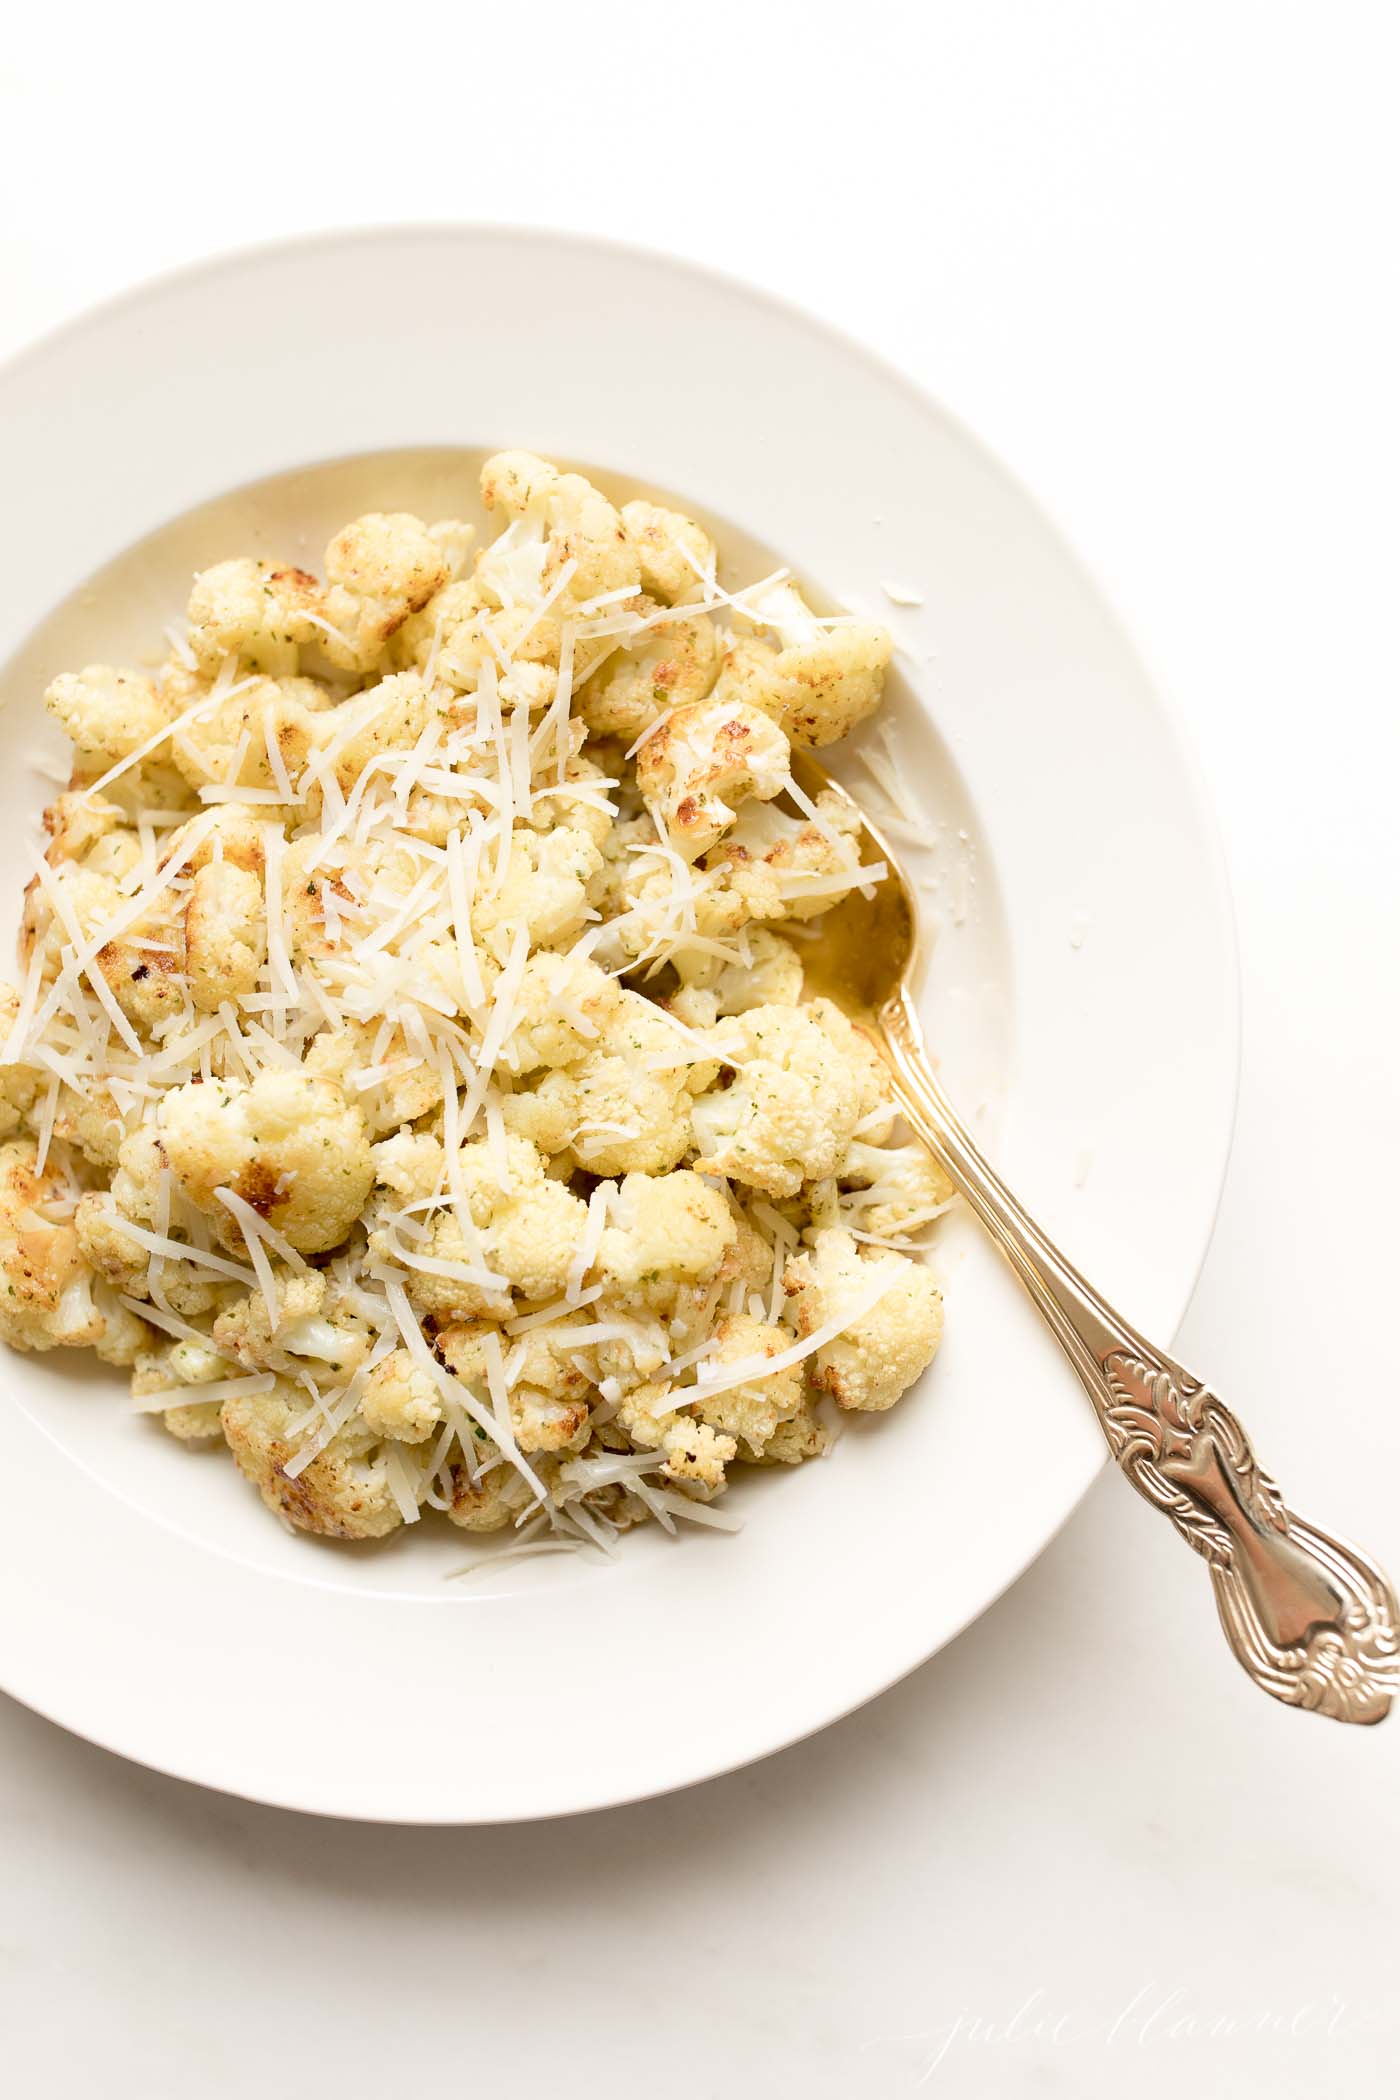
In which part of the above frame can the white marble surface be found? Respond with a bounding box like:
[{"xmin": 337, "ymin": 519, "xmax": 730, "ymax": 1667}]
[{"xmin": 1, "ymin": 5, "xmax": 1396, "ymax": 2092}]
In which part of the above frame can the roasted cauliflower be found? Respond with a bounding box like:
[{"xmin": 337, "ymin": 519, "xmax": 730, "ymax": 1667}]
[{"xmin": 2, "ymin": 452, "xmax": 952, "ymax": 1555}]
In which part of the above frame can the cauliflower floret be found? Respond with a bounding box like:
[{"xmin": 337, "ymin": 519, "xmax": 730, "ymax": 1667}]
[
  {"xmin": 635, "ymin": 696, "xmax": 791, "ymax": 861},
  {"xmin": 445, "ymin": 1134, "xmax": 588, "ymax": 1301},
  {"xmin": 130, "ymin": 1340, "xmax": 228, "ymax": 1442},
  {"xmin": 436, "ymin": 1320, "xmax": 592, "ymax": 1454},
  {"xmin": 656, "ymin": 1415, "xmax": 736, "ymax": 1493},
  {"xmin": 0, "ymin": 1137, "xmax": 106, "ymax": 1351},
  {"xmin": 75, "ymin": 1162, "xmax": 224, "ymax": 1319},
  {"xmin": 40, "ymin": 790, "xmax": 128, "ymax": 872},
  {"xmin": 784, "ymin": 1226, "xmax": 943, "ymax": 1412},
  {"xmin": 390, "ymin": 578, "xmax": 557, "ymax": 699},
  {"xmin": 221, "ymin": 1380, "xmax": 403, "ymax": 1540},
  {"xmin": 522, "ymin": 752, "xmax": 619, "ymax": 854},
  {"xmin": 839, "ymin": 1138, "xmax": 956, "ymax": 1237},
  {"xmin": 666, "ymin": 927, "xmax": 804, "ymax": 1027},
  {"xmin": 361, "ymin": 1350, "xmax": 443, "ymax": 1443},
  {"xmin": 316, "ymin": 513, "xmax": 454, "ymax": 672},
  {"xmin": 597, "ymin": 1170, "xmax": 735, "ymax": 1289},
  {"xmin": 0, "ymin": 985, "xmax": 42, "ymax": 1140},
  {"xmin": 749, "ymin": 1396, "xmax": 832, "ymax": 1466},
  {"xmin": 370, "ymin": 1134, "xmax": 582, "ymax": 1316},
  {"xmin": 212, "ymin": 1267, "xmax": 371, "ymax": 1380},
  {"xmin": 701, "ymin": 791, "xmax": 866, "ymax": 922},
  {"xmin": 716, "ymin": 581, "xmax": 893, "ymax": 747},
  {"xmin": 370, "ymin": 1131, "xmax": 444, "ymax": 1202},
  {"xmin": 44, "ymin": 665, "xmax": 177, "ymax": 770},
  {"xmin": 372, "ymin": 1204, "xmax": 514, "ymax": 1325},
  {"xmin": 444, "ymin": 1456, "xmax": 542, "ymax": 1533},
  {"xmin": 184, "ymin": 858, "xmax": 266, "ymax": 1013},
  {"xmin": 49, "ymin": 1083, "xmax": 129, "ymax": 1168},
  {"xmin": 806, "ymin": 997, "xmax": 889, "ymax": 1126},
  {"xmin": 131, "ymin": 1334, "xmax": 221, "ymax": 1390},
  {"xmin": 74, "ymin": 1189, "xmax": 151, "ymax": 1294},
  {"xmin": 305, "ymin": 1022, "xmax": 443, "ymax": 1136},
  {"xmin": 577, "ymin": 605, "xmax": 720, "ymax": 741},
  {"xmin": 476, "ymin": 450, "xmax": 639, "ymax": 632},
  {"xmin": 620, "ymin": 499, "xmax": 716, "ymax": 606},
  {"xmin": 689, "ymin": 1311, "xmax": 804, "ymax": 1457},
  {"xmin": 168, "ymin": 671, "xmax": 335, "ymax": 798},
  {"xmin": 504, "ymin": 991, "xmax": 696, "ymax": 1175},
  {"xmin": 504, "ymin": 951, "xmax": 624, "ymax": 1074},
  {"xmin": 486, "ymin": 1172, "xmax": 589, "ymax": 1301},
  {"xmin": 156, "ymin": 1069, "xmax": 373, "ymax": 1254},
  {"xmin": 20, "ymin": 862, "xmax": 125, "ymax": 979},
  {"xmin": 690, "ymin": 1002, "xmax": 873, "ymax": 1197},
  {"xmin": 613, "ymin": 1379, "xmax": 736, "ymax": 1495},
  {"xmin": 317, "ymin": 672, "xmax": 432, "ymax": 797},
  {"xmin": 470, "ymin": 825, "xmax": 603, "ymax": 965},
  {"xmin": 185, "ymin": 559, "xmax": 324, "ymax": 676}
]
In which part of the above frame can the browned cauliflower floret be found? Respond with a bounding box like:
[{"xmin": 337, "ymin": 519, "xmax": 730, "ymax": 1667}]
[
  {"xmin": 361, "ymin": 1349, "xmax": 443, "ymax": 1443},
  {"xmin": 620, "ymin": 499, "xmax": 716, "ymax": 606},
  {"xmin": 613, "ymin": 1380, "xmax": 736, "ymax": 1494},
  {"xmin": 315, "ymin": 513, "xmax": 453, "ymax": 672},
  {"xmin": 0, "ymin": 985, "xmax": 42, "ymax": 1140},
  {"xmin": 168, "ymin": 671, "xmax": 335, "ymax": 799},
  {"xmin": 689, "ymin": 1311, "xmax": 804, "ymax": 1457},
  {"xmin": 436, "ymin": 1320, "xmax": 592, "ymax": 1455},
  {"xmin": 156, "ymin": 1069, "xmax": 373, "ymax": 1254},
  {"xmin": 40, "ymin": 791, "xmax": 129, "ymax": 872},
  {"xmin": 186, "ymin": 559, "xmax": 324, "ymax": 676},
  {"xmin": 716, "ymin": 581, "xmax": 893, "ymax": 747},
  {"xmin": 184, "ymin": 858, "xmax": 266, "ymax": 1013},
  {"xmin": 657, "ymin": 1416, "xmax": 736, "ymax": 1493},
  {"xmin": 20, "ymin": 862, "xmax": 126, "ymax": 980},
  {"xmin": 44, "ymin": 665, "xmax": 178, "ymax": 771},
  {"xmin": 701, "ymin": 791, "xmax": 866, "ymax": 922},
  {"xmin": 49, "ymin": 1083, "xmax": 129, "ymax": 1169},
  {"xmin": 445, "ymin": 1457, "xmax": 542, "ymax": 1533},
  {"xmin": 0, "ymin": 1138, "xmax": 106, "ymax": 1352},
  {"xmin": 784, "ymin": 1226, "xmax": 943, "ymax": 1412},
  {"xmin": 76, "ymin": 1145, "xmax": 224, "ymax": 1319},
  {"xmin": 750, "ymin": 1396, "xmax": 832, "ymax": 1466},
  {"xmin": 221, "ymin": 1380, "xmax": 403, "ymax": 1539},
  {"xmin": 577, "ymin": 605, "xmax": 720, "ymax": 741},
  {"xmin": 635, "ymin": 696, "xmax": 791, "ymax": 861}
]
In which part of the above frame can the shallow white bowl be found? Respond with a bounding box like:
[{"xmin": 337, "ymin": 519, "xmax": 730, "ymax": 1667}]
[{"xmin": 0, "ymin": 228, "xmax": 1237, "ymax": 1821}]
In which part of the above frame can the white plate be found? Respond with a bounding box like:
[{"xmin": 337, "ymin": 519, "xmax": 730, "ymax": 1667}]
[{"xmin": 0, "ymin": 229, "xmax": 1237, "ymax": 1822}]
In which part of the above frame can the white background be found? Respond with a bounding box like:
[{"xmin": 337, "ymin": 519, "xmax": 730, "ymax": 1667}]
[{"xmin": 2, "ymin": 4, "xmax": 1397, "ymax": 2093}]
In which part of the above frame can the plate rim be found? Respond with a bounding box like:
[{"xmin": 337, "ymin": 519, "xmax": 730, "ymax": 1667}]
[{"xmin": 0, "ymin": 224, "xmax": 1241, "ymax": 1821}]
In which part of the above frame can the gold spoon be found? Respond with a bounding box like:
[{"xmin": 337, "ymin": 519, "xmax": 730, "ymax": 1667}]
[{"xmin": 793, "ymin": 750, "xmax": 1398, "ymax": 1724}]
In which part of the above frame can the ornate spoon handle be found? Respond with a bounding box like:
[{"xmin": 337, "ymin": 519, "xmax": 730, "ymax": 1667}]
[{"xmin": 878, "ymin": 987, "xmax": 1399, "ymax": 1724}]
